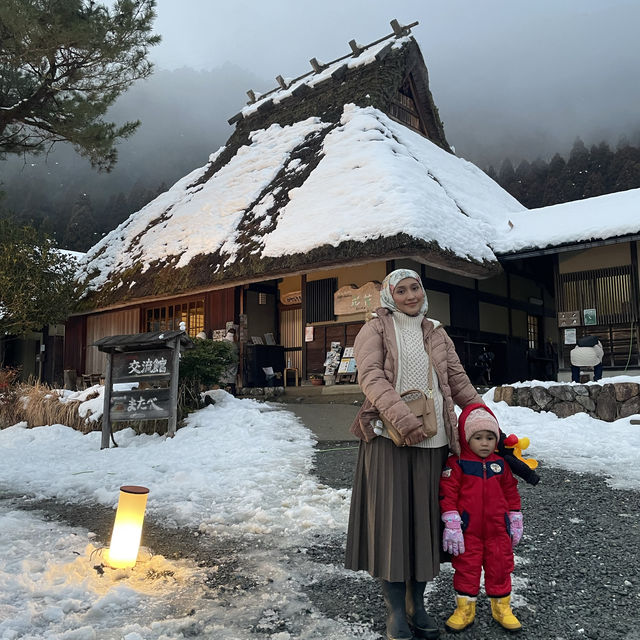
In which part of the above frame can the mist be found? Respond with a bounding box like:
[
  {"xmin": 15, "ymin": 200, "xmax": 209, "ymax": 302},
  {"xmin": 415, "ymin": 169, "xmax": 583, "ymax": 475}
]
[
  {"xmin": 2, "ymin": 1, "xmax": 639, "ymax": 248},
  {"xmin": 150, "ymin": 0, "xmax": 640, "ymax": 166}
]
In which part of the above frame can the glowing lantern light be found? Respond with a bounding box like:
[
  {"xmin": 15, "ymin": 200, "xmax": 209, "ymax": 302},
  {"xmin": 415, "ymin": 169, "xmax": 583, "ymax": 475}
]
[{"xmin": 106, "ymin": 485, "xmax": 149, "ymax": 569}]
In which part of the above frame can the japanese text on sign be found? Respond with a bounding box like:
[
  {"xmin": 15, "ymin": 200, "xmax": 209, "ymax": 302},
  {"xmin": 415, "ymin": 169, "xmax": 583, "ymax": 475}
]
[
  {"xmin": 128, "ymin": 357, "xmax": 167, "ymax": 376},
  {"xmin": 112, "ymin": 349, "xmax": 172, "ymax": 382},
  {"xmin": 127, "ymin": 395, "xmax": 163, "ymax": 413}
]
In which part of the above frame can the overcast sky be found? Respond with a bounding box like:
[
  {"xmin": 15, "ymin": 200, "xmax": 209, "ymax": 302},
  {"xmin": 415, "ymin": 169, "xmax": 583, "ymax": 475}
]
[{"xmin": 149, "ymin": 1, "xmax": 640, "ymax": 165}]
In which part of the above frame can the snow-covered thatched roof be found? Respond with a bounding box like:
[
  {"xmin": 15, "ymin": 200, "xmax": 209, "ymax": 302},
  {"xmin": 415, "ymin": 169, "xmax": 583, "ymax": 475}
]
[
  {"xmin": 492, "ymin": 188, "xmax": 640, "ymax": 256},
  {"xmin": 77, "ymin": 26, "xmax": 525, "ymax": 311}
]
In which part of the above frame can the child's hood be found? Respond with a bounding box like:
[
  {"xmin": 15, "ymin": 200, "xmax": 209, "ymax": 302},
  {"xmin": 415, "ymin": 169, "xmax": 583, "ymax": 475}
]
[{"xmin": 457, "ymin": 403, "xmax": 499, "ymax": 458}]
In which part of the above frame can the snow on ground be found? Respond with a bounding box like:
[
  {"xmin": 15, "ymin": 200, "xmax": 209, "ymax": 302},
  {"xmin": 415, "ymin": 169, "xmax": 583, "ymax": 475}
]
[{"xmin": 0, "ymin": 379, "xmax": 639, "ymax": 638}]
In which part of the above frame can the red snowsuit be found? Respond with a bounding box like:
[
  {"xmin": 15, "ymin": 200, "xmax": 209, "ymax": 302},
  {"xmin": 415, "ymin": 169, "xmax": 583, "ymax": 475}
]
[{"xmin": 439, "ymin": 404, "xmax": 521, "ymax": 597}]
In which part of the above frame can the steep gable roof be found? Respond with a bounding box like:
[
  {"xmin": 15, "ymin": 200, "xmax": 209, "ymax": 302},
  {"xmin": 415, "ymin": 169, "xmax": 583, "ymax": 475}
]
[{"xmin": 77, "ymin": 22, "xmax": 524, "ymax": 311}]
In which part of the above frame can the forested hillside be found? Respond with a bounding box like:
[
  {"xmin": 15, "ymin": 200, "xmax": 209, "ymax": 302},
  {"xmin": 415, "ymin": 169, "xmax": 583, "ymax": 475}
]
[{"xmin": 488, "ymin": 135, "xmax": 640, "ymax": 209}]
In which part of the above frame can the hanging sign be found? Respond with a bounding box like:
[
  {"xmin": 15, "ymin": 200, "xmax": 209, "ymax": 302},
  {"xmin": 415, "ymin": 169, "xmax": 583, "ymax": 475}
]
[
  {"xmin": 281, "ymin": 291, "xmax": 302, "ymax": 305},
  {"xmin": 583, "ymin": 308, "xmax": 597, "ymax": 326},
  {"xmin": 557, "ymin": 311, "xmax": 581, "ymax": 327}
]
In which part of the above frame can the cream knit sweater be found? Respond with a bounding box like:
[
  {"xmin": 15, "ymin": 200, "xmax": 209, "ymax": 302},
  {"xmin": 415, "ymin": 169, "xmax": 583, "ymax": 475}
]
[{"xmin": 383, "ymin": 312, "xmax": 448, "ymax": 448}]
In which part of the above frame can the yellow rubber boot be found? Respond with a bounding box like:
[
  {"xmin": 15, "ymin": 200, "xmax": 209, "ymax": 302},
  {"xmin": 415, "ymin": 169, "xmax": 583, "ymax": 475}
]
[
  {"xmin": 490, "ymin": 596, "xmax": 522, "ymax": 632},
  {"xmin": 445, "ymin": 595, "xmax": 476, "ymax": 632}
]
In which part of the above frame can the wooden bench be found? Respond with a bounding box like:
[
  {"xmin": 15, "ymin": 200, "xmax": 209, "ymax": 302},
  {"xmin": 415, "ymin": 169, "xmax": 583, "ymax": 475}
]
[{"xmin": 81, "ymin": 373, "xmax": 103, "ymax": 389}]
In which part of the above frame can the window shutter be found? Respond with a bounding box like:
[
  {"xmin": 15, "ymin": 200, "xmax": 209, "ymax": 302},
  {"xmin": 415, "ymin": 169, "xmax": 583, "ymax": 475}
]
[{"xmin": 305, "ymin": 278, "xmax": 336, "ymax": 323}]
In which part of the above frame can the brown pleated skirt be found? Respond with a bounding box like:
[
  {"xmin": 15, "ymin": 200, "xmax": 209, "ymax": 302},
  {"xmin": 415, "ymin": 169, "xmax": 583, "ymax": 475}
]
[{"xmin": 345, "ymin": 436, "xmax": 449, "ymax": 582}]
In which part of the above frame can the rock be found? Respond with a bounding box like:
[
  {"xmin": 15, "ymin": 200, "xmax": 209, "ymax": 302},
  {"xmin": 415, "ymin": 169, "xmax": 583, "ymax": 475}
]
[
  {"xmin": 619, "ymin": 396, "xmax": 640, "ymax": 419},
  {"xmin": 575, "ymin": 395, "xmax": 596, "ymax": 412},
  {"xmin": 553, "ymin": 402, "xmax": 585, "ymax": 418},
  {"xmin": 573, "ymin": 385, "xmax": 589, "ymax": 396},
  {"xmin": 493, "ymin": 387, "xmax": 503, "ymax": 403},
  {"xmin": 548, "ymin": 386, "xmax": 575, "ymax": 402},
  {"xmin": 614, "ymin": 383, "xmax": 640, "ymax": 402},
  {"xmin": 588, "ymin": 385, "xmax": 602, "ymax": 401},
  {"xmin": 596, "ymin": 390, "xmax": 617, "ymax": 422},
  {"xmin": 531, "ymin": 386, "xmax": 552, "ymax": 409},
  {"xmin": 515, "ymin": 387, "xmax": 533, "ymax": 409},
  {"xmin": 500, "ymin": 386, "xmax": 514, "ymax": 405}
]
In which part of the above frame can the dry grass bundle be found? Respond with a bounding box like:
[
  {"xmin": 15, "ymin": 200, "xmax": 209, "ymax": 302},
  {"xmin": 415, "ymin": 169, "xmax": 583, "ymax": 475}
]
[{"xmin": 0, "ymin": 381, "xmax": 99, "ymax": 432}]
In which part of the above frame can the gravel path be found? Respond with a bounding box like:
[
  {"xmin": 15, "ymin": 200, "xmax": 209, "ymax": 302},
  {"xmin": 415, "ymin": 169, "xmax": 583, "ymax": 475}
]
[
  {"xmin": 312, "ymin": 442, "xmax": 640, "ymax": 640},
  {"xmin": 5, "ymin": 440, "xmax": 640, "ymax": 639}
]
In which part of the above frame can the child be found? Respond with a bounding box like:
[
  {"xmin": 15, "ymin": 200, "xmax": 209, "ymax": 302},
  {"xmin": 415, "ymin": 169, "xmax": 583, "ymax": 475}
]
[{"xmin": 439, "ymin": 403, "xmax": 523, "ymax": 632}]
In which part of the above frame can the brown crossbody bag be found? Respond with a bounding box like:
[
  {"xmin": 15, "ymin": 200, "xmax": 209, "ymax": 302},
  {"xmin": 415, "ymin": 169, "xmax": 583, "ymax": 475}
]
[{"xmin": 381, "ymin": 337, "xmax": 438, "ymax": 446}]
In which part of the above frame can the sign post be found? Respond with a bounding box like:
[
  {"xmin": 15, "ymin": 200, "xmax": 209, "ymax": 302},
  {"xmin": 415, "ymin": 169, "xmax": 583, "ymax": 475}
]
[{"xmin": 95, "ymin": 331, "xmax": 193, "ymax": 449}]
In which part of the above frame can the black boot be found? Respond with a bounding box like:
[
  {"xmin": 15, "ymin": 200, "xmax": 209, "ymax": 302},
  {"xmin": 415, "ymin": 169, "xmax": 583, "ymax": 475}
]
[
  {"xmin": 406, "ymin": 580, "xmax": 439, "ymax": 639},
  {"xmin": 381, "ymin": 580, "xmax": 414, "ymax": 640}
]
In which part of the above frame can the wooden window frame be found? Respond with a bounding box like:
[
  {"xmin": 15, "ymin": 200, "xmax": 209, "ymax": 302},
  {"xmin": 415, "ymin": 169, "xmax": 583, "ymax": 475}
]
[
  {"xmin": 556, "ymin": 265, "xmax": 637, "ymax": 324},
  {"xmin": 143, "ymin": 298, "xmax": 205, "ymax": 337},
  {"xmin": 388, "ymin": 76, "xmax": 425, "ymax": 135},
  {"xmin": 527, "ymin": 314, "xmax": 540, "ymax": 350}
]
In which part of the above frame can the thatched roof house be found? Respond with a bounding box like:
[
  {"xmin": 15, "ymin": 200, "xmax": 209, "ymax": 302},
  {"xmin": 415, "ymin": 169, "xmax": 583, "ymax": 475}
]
[{"xmin": 77, "ymin": 21, "xmax": 524, "ymax": 312}]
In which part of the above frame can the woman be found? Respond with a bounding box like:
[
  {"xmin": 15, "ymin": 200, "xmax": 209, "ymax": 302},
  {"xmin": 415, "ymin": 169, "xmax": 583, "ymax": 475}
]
[{"xmin": 345, "ymin": 269, "xmax": 482, "ymax": 640}]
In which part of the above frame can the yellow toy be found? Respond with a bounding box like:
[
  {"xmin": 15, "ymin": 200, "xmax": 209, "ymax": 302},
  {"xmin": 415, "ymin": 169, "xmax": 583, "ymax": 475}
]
[{"xmin": 503, "ymin": 434, "xmax": 538, "ymax": 470}]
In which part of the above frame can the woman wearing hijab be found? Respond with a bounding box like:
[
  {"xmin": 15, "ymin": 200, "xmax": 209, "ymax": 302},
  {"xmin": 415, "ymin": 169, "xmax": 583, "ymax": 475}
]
[{"xmin": 345, "ymin": 269, "xmax": 482, "ymax": 640}]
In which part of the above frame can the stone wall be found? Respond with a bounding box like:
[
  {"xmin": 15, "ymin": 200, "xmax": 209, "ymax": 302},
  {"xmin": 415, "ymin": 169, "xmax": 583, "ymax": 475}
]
[{"xmin": 493, "ymin": 382, "xmax": 640, "ymax": 422}]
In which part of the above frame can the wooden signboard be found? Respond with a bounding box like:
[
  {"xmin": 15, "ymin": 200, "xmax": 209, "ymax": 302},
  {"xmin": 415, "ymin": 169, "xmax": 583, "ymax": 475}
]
[
  {"xmin": 558, "ymin": 310, "xmax": 581, "ymax": 327},
  {"xmin": 334, "ymin": 282, "xmax": 381, "ymax": 315},
  {"xmin": 110, "ymin": 388, "xmax": 171, "ymax": 421},
  {"xmin": 112, "ymin": 350, "xmax": 172, "ymax": 382},
  {"xmin": 95, "ymin": 330, "xmax": 192, "ymax": 449}
]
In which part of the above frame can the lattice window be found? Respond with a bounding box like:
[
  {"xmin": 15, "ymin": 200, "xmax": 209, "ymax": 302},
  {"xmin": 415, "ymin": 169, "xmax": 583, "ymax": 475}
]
[
  {"xmin": 144, "ymin": 299, "xmax": 205, "ymax": 337},
  {"xmin": 556, "ymin": 265, "xmax": 637, "ymax": 324},
  {"xmin": 389, "ymin": 78, "xmax": 424, "ymax": 134},
  {"xmin": 527, "ymin": 315, "xmax": 540, "ymax": 350},
  {"xmin": 556, "ymin": 265, "xmax": 640, "ymax": 367}
]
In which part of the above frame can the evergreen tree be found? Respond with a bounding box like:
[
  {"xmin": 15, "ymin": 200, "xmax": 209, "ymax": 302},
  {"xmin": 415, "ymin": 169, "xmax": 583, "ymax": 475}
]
[
  {"xmin": 0, "ymin": 219, "xmax": 82, "ymax": 335},
  {"xmin": 583, "ymin": 171, "xmax": 605, "ymax": 199},
  {"xmin": 513, "ymin": 159, "xmax": 533, "ymax": 206},
  {"xmin": 485, "ymin": 165, "xmax": 498, "ymax": 182},
  {"xmin": 498, "ymin": 158, "xmax": 516, "ymax": 185},
  {"xmin": 527, "ymin": 158, "xmax": 550, "ymax": 208},
  {"xmin": 0, "ymin": 0, "xmax": 160, "ymax": 171},
  {"xmin": 541, "ymin": 176, "xmax": 563, "ymax": 206},
  {"xmin": 563, "ymin": 137, "xmax": 590, "ymax": 201},
  {"xmin": 64, "ymin": 193, "xmax": 97, "ymax": 251}
]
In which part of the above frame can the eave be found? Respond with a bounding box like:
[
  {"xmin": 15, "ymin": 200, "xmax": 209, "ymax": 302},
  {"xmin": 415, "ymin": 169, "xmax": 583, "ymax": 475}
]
[
  {"xmin": 497, "ymin": 231, "xmax": 640, "ymax": 261},
  {"xmin": 75, "ymin": 234, "xmax": 501, "ymax": 315}
]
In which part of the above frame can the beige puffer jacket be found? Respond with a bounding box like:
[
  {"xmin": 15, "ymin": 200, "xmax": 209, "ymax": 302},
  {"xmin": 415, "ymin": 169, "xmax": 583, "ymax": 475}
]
[
  {"xmin": 350, "ymin": 307, "xmax": 482, "ymax": 455},
  {"xmin": 570, "ymin": 342, "xmax": 604, "ymax": 367}
]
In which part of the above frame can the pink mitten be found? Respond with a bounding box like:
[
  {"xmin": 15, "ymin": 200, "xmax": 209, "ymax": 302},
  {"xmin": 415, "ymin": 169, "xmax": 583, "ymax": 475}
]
[
  {"xmin": 442, "ymin": 511, "xmax": 465, "ymax": 556},
  {"xmin": 509, "ymin": 511, "xmax": 523, "ymax": 547}
]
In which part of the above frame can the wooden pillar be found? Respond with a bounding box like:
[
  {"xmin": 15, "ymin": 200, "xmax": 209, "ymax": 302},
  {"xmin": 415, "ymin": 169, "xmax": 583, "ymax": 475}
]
[
  {"xmin": 100, "ymin": 352, "xmax": 113, "ymax": 450},
  {"xmin": 630, "ymin": 242, "xmax": 640, "ymax": 366},
  {"xmin": 167, "ymin": 337, "xmax": 181, "ymax": 437},
  {"xmin": 301, "ymin": 274, "xmax": 307, "ymax": 379}
]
